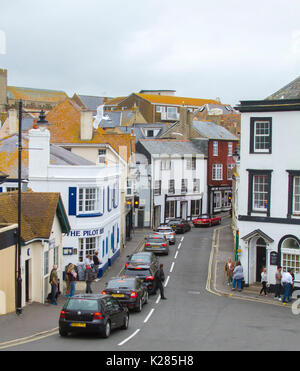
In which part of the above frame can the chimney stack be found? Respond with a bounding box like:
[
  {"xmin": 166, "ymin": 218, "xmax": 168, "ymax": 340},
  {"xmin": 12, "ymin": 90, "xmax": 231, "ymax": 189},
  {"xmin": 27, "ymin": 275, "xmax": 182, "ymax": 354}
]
[
  {"xmin": 0, "ymin": 68, "xmax": 7, "ymax": 112},
  {"xmin": 8, "ymin": 108, "xmax": 18, "ymax": 135},
  {"xmin": 80, "ymin": 110, "xmax": 93, "ymax": 141},
  {"xmin": 180, "ymin": 107, "xmax": 193, "ymax": 140}
]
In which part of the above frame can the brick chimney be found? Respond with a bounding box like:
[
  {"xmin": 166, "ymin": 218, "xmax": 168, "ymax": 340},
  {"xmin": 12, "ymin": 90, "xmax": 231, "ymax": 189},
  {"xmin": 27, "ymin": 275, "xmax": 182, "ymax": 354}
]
[
  {"xmin": 0, "ymin": 68, "xmax": 7, "ymax": 112},
  {"xmin": 80, "ymin": 110, "xmax": 93, "ymax": 141},
  {"xmin": 179, "ymin": 107, "xmax": 193, "ymax": 140}
]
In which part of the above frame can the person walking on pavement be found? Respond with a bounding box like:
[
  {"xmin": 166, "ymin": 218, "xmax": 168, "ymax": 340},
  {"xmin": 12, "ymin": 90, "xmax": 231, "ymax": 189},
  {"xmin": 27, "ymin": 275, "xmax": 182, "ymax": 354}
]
[
  {"xmin": 290, "ymin": 268, "xmax": 295, "ymax": 298},
  {"xmin": 154, "ymin": 264, "xmax": 167, "ymax": 299},
  {"xmin": 66, "ymin": 264, "xmax": 77, "ymax": 298},
  {"xmin": 274, "ymin": 266, "xmax": 282, "ymax": 301},
  {"xmin": 85, "ymin": 264, "xmax": 95, "ymax": 294},
  {"xmin": 49, "ymin": 265, "xmax": 58, "ymax": 305},
  {"xmin": 282, "ymin": 268, "xmax": 293, "ymax": 304},
  {"xmin": 224, "ymin": 258, "xmax": 234, "ymax": 286},
  {"xmin": 92, "ymin": 250, "xmax": 101, "ymax": 278},
  {"xmin": 232, "ymin": 261, "xmax": 244, "ymax": 292},
  {"xmin": 260, "ymin": 268, "xmax": 268, "ymax": 296}
]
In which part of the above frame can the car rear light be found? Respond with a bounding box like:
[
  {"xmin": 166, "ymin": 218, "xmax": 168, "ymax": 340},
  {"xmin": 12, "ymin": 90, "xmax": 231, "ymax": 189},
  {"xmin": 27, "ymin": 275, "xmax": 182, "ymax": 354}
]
[
  {"xmin": 162, "ymin": 243, "xmax": 167, "ymax": 247},
  {"xmin": 102, "ymin": 290, "xmax": 107, "ymax": 295},
  {"xmin": 145, "ymin": 243, "xmax": 150, "ymax": 247},
  {"xmin": 179, "ymin": 224, "xmax": 183, "ymax": 227},
  {"xmin": 146, "ymin": 276, "xmax": 154, "ymax": 280},
  {"xmin": 125, "ymin": 263, "xmax": 129, "ymax": 268},
  {"xmin": 93, "ymin": 312, "xmax": 104, "ymax": 320},
  {"xmin": 130, "ymin": 292, "xmax": 138, "ymax": 298},
  {"xmin": 60, "ymin": 310, "xmax": 66, "ymax": 319}
]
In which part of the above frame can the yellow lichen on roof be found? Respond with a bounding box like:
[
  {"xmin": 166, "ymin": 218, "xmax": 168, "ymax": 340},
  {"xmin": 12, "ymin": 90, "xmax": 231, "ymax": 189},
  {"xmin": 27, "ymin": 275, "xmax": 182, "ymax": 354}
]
[
  {"xmin": 105, "ymin": 97, "xmax": 126, "ymax": 106},
  {"xmin": 0, "ymin": 138, "xmax": 28, "ymax": 178},
  {"xmin": 7, "ymin": 86, "xmax": 68, "ymax": 103},
  {"xmin": 136, "ymin": 93, "xmax": 220, "ymax": 107}
]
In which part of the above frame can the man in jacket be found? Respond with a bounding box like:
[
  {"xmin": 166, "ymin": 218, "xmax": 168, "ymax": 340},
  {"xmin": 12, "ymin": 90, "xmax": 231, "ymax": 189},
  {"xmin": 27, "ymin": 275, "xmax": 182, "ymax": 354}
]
[
  {"xmin": 49, "ymin": 265, "xmax": 58, "ymax": 305},
  {"xmin": 85, "ymin": 264, "xmax": 95, "ymax": 294},
  {"xmin": 154, "ymin": 264, "xmax": 167, "ymax": 300}
]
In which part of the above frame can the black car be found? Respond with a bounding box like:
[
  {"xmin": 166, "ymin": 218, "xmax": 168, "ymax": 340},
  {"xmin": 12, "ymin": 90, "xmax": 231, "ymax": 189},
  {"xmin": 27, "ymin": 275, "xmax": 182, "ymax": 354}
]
[
  {"xmin": 102, "ymin": 277, "xmax": 148, "ymax": 312},
  {"xmin": 123, "ymin": 264, "xmax": 157, "ymax": 294},
  {"xmin": 168, "ymin": 219, "xmax": 191, "ymax": 234},
  {"xmin": 59, "ymin": 294, "xmax": 129, "ymax": 338},
  {"xmin": 125, "ymin": 251, "xmax": 159, "ymax": 272}
]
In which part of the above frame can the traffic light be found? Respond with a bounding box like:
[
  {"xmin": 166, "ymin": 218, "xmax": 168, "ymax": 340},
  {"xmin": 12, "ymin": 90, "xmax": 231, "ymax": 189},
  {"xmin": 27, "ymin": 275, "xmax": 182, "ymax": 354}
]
[
  {"xmin": 228, "ymin": 193, "xmax": 232, "ymax": 203},
  {"xmin": 134, "ymin": 196, "xmax": 139, "ymax": 209}
]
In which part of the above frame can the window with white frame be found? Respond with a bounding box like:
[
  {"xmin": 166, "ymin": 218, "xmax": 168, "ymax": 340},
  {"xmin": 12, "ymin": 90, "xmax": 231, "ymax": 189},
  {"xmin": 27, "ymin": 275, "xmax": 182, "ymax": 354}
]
[
  {"xmin": 213, "ymin": 192, "xmax": 222, "ymax": 209},
  {"xmin": 165, "ymin": 200, "xmax": 176, "ymax": 219},
  {"xmin": 168, "ymin": 179, "xmax": 175, "ymax": 194},
  {"xmin": 186, "ymin": 156, "xmax": 196, "ymax": 170},
  {"xmin": 253, "ymin": 175, "xmax": 269, "ymax": 211},
  {"xmin": 79, "ymin": 237, "xmax": 98, "ymax": 263},
  {"xmin": 250, "ymin": 118, "xmax": 272, "ymax": 153},
  {"xmin": 78, "ymin": 186, "xmax": 102, "ymax": 214},
  {"xmin": 227, "ymin": 164, "xmax": 234, "ymax": 180},
  {"xmin": 44, "ymin": 251, "xmax": 49, "ymax": 276},
  {"xmin": 154, "ymin": 180, "xmax": 161, "ymax": 195},
  {"xmin": 212, "ymin": 164, "xmax": 223, "ymax": 180},
  {"xmin": 281, "ymin": 237, "xmax": 300, "ymax": 280},
  {"xmin": 191, "ymin": 199, "xmax": 201, "ymax": 215},
  {"xmin": 213, "ymin": 141, "xmax": 218, "ymax": 156},
  {"xmin": 161, "ymin": 159, "xmax": 171, "ymax": 170},
  {"xmin": 228, "ymin": 142, "xmax": 233, "ymax": 156},
  {"xmin": 167, "ymin": 107, "xmax": 178, "ymax": 120},
  {"xmin": 181, "ymin": 179, "xmax": 188, "ymax": 193},
  {"xmin": 193, "ymin": 179, "xmax": 200, "ymax": 193},
  {"xmin": 98, "ymin": 149, "xmax": 107, "ymax": 164},
  {"xmin": 126, "ymin": 180, "xmax": 133, "ymax": 196},
  {"xmin": 293, "ymin": 176, "xmax": 300, "ymax": 214}
]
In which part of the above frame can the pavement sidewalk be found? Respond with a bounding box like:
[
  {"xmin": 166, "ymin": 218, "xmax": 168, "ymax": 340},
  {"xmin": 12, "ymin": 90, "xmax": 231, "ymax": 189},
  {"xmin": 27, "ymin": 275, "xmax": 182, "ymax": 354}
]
[
  {"xmin": 210, "ymin": 221, "xmax": 295, "ymax": 309},
  {"xmin": 0, "ymin": 228, "xmax": 149, "ymax": 345}
]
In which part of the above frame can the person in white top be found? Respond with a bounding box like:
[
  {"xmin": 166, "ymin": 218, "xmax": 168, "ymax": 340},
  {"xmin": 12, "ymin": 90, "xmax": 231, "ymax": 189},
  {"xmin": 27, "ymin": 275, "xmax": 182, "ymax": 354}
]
[
  {"xmin": 260, "ymin": 268, "xmax": 268, "ymax": 296},
  {"xmin": 282, "ymin": 268, "xmax": 293, "ymax": 303}
]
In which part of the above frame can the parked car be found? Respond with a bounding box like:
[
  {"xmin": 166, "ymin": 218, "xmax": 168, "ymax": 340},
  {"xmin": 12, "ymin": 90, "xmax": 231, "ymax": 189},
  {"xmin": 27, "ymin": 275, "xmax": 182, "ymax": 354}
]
[
  {"xmin": 125, "ymin": 251, "xmax": 159, "ymax": 271},
  {"xmin": 123, "ymin": 264, "xmax": 157, "ymax": 294},
  {"xmin": 155, "ymin": 225, "xmax": 176, "ymax": 245},
  {"xmin": 192, "ymin": 214, "xmax": 222, "ymax": 227},
  {"xmin": 102, "ymin": 277, "xmax": 148, "ymax": 312},
  {"xmin": 59, "ymin": 294, "xmax": 129, "ymax": 338},
  {"xmin": 144, "ymin": 234, "xmax": 169, "ymax": 255},
  {"xmin": 167, "ymin": 219, "xmax": 191, "ymax": 234}
]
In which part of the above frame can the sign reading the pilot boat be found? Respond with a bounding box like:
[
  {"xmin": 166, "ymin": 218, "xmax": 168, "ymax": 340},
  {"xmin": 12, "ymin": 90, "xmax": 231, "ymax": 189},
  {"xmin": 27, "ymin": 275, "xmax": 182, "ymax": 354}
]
[
  {"xmin": 68, "ymin": 228, "xmax": 104, "ymax": 238},
  {"xmin": 270, "ymin": 251, "xmax": 278, "ymax": 266}
]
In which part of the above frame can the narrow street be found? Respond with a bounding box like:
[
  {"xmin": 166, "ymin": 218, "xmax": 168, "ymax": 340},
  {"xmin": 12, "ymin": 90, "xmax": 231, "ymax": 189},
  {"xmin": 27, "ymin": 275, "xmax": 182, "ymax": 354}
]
[{"xmin": 4, "ymin": 219, "xmax": 300, "ymax": 351}]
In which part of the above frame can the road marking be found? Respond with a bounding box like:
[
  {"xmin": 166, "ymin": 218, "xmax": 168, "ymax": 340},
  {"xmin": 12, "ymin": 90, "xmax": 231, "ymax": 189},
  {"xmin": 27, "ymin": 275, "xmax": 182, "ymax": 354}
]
[
  {"xmin": 164, "ymin": 275, "xmax": 170, "ymax": 287},
  {"xmin": 178, "ymin": 243, "xmax": 182, "ymax": 250},
  {"xmin": 144, "ymin": 308, "xmax": 155, "ymax": 323},
  {"xmin": 174, "ymin": 251, "xmax": 178, "ymax": 259},
  {"xmin": 181, "ymin": 237, "xmax": 184, "ymax": 242},
  {"xmin": 118, "ymin": 329, "xmax": 140, "ymax": 346},
  {"xmin": 170, "ymin": 262, "xmax": 175, "ymax": 273},
  {"xmin": 156, "ymin": 294, "xmax": 161, "ymax": 304}
]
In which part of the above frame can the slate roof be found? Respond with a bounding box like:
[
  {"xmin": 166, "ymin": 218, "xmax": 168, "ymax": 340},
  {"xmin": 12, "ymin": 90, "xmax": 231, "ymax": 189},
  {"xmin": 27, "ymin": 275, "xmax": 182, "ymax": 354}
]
[
  {"xmin": 192, "ymin": 121, "xmax": 238, "ymax": 141},
  {"xmin": 118, "ymin": 123, "xmax": 168, "ymax": 142},
  {"xmin": 265, "ymin": 76, "xmax": 300, "ymax": 100},
  {"xmin": 0, "ymin": 191, "xmax": 70, "ymax": 242},
  {"xmin": 77, "ymin": 95, "xmax": 113, "ymax": 111},
  {"xmin": 137, "ymin": 139, "xmax": 206, "ymax": 156}
]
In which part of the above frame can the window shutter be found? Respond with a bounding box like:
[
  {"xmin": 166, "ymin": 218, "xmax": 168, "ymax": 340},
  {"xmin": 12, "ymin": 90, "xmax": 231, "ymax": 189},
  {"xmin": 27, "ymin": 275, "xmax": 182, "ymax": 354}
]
[{"xmin": 68, "ymin": 187, "xmax": 77, "ymax": 216}]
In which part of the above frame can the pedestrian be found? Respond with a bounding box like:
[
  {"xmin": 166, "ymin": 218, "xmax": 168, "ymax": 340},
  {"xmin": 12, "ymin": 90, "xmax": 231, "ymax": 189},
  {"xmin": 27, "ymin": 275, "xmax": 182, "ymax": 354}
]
[
  {"xmin": 85, "ymin": 254, "xmax": 93, "ymax": 266},
  {"xmin": 66, "ymin": 264, "xmax": 77, "ymax": 298},
  {"xmin": 259, "ymin": 268, "xmax": 268, "ymax": 296},
  {"xmin": 290, "ymin": 268, "xmax": 295, "ymax": 298},
  {"xmin": 65, "ymin": 264, "xmax": 72, "ymax": 296},
  {"xmin": 92, "ymin": 250, "xmax": 101, "ymax": 278},
  {"xmin": 232, "ymin": 261, "xmax": 244, "ymax": 292},
  {"xmin": 49, "ymin": 264, "xmax": 58, "ymax": 305},
  {"xmin": 85, "ymin": 264, "xmax": 95, "ymax": 294},
  {"xmin": 274, "ymin": 266, "xmax": 282, "ymax": 301},
  {"xmin": 282, "ymin": 268, "xmax": 293, "ymax": 303},
  {"xmin": 154, "ymin": 264, "xmax": 167, "ymax": 300},
  {"xmin": 224, "ymin": 258, "xmax": 234, "ymax": 285}
]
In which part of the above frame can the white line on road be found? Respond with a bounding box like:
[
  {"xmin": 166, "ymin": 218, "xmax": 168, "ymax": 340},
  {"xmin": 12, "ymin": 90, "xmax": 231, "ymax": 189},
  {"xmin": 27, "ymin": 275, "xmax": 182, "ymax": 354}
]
[
  {"xmin": 181, "ymin": 237, "xmax": 184, "ymax": 242},
  {"xmin": 170, "ymin": 262, "xmax": 175, "ymax": 273},
  {"xmin": 144, "ymin": 308, "xmax": 155, "ymax": 323},
  {"xmin": 118, "ymin": 329, "xmax": 140, "ymax": 346},
  {"xmin": 178, "ymin": 243, "xmax": 182, "ymax": 250},
  {"xmin": 164, "ymin": 275, "xmax": 170, "ymax": 287},
  {"xmin": 174, "ymin": 251, "xmax": 178, "ymax": 259},
  {"xmin": 156, "ymin": 294, "xmax": 161, "ymax": 304}
]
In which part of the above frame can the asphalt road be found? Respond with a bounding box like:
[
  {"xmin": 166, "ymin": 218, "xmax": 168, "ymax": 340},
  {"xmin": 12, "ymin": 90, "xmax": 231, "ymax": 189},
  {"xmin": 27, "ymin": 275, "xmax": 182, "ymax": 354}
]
[{"xmin": 5, "ymin": 220, "xmax": 300, "ymax": 351}]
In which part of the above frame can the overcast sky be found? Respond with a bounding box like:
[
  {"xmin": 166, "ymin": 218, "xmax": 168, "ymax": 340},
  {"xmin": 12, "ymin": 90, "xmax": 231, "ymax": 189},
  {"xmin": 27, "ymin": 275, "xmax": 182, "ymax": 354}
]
[{"xmin": 1, "ymin": 0, "xmax": 300, "ymax": 106}]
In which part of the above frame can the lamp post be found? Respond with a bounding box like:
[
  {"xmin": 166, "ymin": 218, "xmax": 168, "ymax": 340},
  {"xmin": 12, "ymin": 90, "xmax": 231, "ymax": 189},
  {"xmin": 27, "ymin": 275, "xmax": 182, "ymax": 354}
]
[{"xmin": 232, "ymin": 147, "xmax": 240, "ymax": 262}]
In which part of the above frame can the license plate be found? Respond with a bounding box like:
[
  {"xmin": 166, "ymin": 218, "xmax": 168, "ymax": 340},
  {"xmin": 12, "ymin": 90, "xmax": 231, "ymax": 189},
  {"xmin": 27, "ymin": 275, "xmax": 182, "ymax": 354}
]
[
  {"xmin": 71, "ymin": 323, "xmax": 86, "ymax": 328},
  {"xmin": 112, "ymin": 294, "xmax": 125, "ymax": 298},
  {"xmin": 152, "ymin": 245, "xmax": 160, "ymax": 248}
]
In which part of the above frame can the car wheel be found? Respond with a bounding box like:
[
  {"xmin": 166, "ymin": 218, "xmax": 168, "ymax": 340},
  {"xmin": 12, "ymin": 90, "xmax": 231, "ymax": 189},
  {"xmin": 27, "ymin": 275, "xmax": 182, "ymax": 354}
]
[
  {"xmin": 121, "ymin": 314, "xmax": 129, "ymax": 330},
  {"xmin": 144, "ymin": 291, "xmax": 149, "ymax": 304},
  {"xmin": 101, "ymin": 320, "xmax": 111, "ymax": 338},
  {"xmin": 136, "ymin": 298, "xmax": 142, "ymax": 312},
  {"xmin": 59, "ymin": 328, "xmax": 68, "ymax": 337}
]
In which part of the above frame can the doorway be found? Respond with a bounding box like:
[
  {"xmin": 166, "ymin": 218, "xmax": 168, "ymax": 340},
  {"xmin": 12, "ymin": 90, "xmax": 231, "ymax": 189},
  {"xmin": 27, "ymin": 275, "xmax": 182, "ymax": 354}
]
[
  {"xmin": 137, "ymin": 209, "xmax": 144, "ymax": 229},
  {"xmin": 256, "ymin": 238, "xmax": 266, "ymax": 282},
  {"xmin": 180, "ymin": 202, "xmax": 188, "ymax": 219},
  {"xmin": 25, "ymin": 259, "xmax": 30, "ymax": 302}
]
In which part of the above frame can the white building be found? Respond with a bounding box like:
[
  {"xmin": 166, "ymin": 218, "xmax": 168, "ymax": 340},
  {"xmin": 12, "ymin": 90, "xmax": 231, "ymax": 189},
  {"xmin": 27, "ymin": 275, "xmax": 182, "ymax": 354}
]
[
  {"xmin": 235, "ymin": 94, "xmax": 300, "ymax": 287},
  {"xmin": 136, "ymin": 139, "xmax": 207, "ymax": 228},
  {"xmin": 28, "ymin": 127, "xmax": 122, "ymax": 278}
]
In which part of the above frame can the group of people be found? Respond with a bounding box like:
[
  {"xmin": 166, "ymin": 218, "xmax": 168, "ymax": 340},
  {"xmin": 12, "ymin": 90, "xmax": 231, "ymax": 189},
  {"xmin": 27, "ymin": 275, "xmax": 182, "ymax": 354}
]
[
  {"xmin": 49, "ymin": 251, "xmax": 101, "ymax": 305},
  {"xmin": 224, "ymin": 258, "xmax": 296, "ymax": 303}
]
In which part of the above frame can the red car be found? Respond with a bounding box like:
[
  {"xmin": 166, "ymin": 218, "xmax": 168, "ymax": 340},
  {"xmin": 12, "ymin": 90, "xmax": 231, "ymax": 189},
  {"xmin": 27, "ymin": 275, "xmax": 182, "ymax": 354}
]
[{"xmin": 192, "ymin": 214, "xmax": 221, "ymax": 227}]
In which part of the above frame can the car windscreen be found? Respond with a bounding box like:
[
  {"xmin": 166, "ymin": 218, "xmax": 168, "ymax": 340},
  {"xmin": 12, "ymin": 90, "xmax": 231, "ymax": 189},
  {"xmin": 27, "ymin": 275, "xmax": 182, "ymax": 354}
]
[
  {"xmin": 107, "ymin": 279, "xmax": 135, "ymax": 289},
  {"xmin": 124, "ymin": 268, "xmax": 151, "ymax": 277},
  {"xmin": 130, "ymin": 254, "xmax": 151, "ymax": 263},
  {"xmin": 168, "ymin": 220, "xmax": 181, "ymax": 225},
  {"xmin": 147, "ymin": 238, "xmax": 165, "ymax": 243},
  {"xmin": 65, "ymin": 299, "xmax": 99, "ymax": 311}
]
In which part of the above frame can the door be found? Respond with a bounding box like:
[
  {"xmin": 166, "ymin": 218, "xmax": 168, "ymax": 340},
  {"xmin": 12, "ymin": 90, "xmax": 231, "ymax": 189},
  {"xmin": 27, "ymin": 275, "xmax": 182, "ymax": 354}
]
[
  {"xmin": 180, "ymin": 202, "xmax": 187, "ymax": 219},
  {"xmin": 256, "ymin": 238, "xmax": 267, "ymax": 282},
  {"xmin": 138, "ymin": 209, "xmax": 144, "ymax": 228},
  {"xmin": 25, "ymin": 260, "xmax": 30, "ymax": 302}
]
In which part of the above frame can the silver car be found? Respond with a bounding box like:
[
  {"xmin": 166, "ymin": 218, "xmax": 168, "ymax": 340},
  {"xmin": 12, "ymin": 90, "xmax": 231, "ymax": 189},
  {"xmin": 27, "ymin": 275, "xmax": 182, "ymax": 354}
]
[
  {"xmin": 155, "ymin": 225, "xmax": 176, "ymax": 245},
  {"xmin": 144, "ymin": 234, "xmax": 169, "ymax": 255}
]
